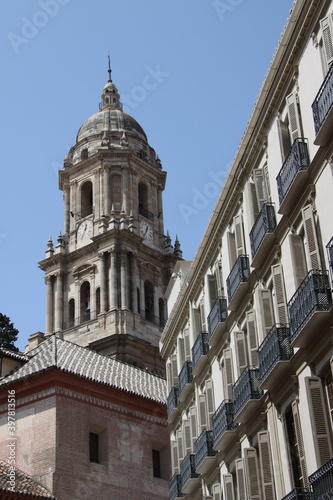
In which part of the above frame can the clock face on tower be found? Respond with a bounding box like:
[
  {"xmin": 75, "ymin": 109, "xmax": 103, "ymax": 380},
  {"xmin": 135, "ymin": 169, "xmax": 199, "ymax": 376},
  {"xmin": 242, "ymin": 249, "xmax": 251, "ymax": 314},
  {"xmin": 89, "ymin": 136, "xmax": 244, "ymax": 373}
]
[
  {"xmin": 77, "ymin": 220, "xmax": 93, "ymax": 244},
  {"xmin": 140, "ymin": 220, "xmax": 153, "ymax": 242}
]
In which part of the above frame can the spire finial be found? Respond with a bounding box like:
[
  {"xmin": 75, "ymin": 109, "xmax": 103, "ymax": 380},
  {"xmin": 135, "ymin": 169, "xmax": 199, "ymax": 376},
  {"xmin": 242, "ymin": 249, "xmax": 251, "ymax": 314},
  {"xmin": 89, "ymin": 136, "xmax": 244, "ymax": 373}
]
[{"xmin": 108, "ymin": 51, "xmax": 112, "ymax": 83}]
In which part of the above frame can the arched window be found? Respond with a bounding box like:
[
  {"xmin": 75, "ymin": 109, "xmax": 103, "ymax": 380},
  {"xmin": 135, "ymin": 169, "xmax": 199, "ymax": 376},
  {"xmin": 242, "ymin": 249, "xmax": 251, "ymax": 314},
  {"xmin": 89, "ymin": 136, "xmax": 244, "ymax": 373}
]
[
  {"xmin": 96, "ymin": 287, "xmax": 101, "ymax": 315},
  {"xmin": 110, "ymin": 174, "xmax": 121, "ymax": 212},
  {"xmin": 144, "ymin": 281, "xmax": 154, "ymax": 322},
  {"xmin": 80, "ymin": 281, "xmax": 91, "ymax": 323},
  {"xmin": 159, "ymin": 298, "xmax": 165, "ymax": 327},
  {"xmin": 81, "ymin": 181, "xmax": 93, "ymax": 218},
  {"xmin": 137, "ymin": 288, "xmax": 141, "ymax": 314},
  {"xmin": 68, "ymin": 298, "xmax": 75, "ymax": 328},
  {"xmin": 138, "ymin": 182, "xmax": 150, "ymax": 218}
]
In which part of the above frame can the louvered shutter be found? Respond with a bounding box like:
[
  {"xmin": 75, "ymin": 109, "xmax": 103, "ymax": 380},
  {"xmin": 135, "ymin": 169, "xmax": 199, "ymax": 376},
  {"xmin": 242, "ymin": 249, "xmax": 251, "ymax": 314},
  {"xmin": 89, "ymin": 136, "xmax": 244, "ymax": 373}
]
[
  {"xmin": 212, "ymin": 483, "xmax": 221, "ymax": 500},
  {"xmin": 223, "ymin": 474, "xmax": 235, "ymax": 500},
  {"xmin": 286, "ymin": 92, "xmax": 302, "ymax": 143},
  {"xmin": 206, "ymin": 379, "xmax": 215, "ymax": 426},
  {"xmin": 178, "ymin": 338, "xmax": 185, "ymax": 366},
  {"xmin": 246, "ymin": 310, "xmax": 258, "ymax": 366},
  {"xmin": 184, "ymin": 419, "xmax": 192, "ymax": 455},
  {"xmin": 264, "ymin": 164, "xmax": 271, "ymax": 199},
  {"xmin": 199, "ymin": 393, "xmax": 207, "ymax": 431},
  {"xmin": 321, "ymin": 13, "xmax": 333, "ymax": 68},
  {"xmin": 271, "ymin": 264, "xmax": 288, "ymax": 324},
  {"xmin": 302, "ymin": 205, "xmax": 321, "ymax": 270},
  {"xmin": 254, "ymin": 168, "xmax": 268, "ymax": 209},
  {"xmin": 208, "ymin": 274, "xmax": 219, "ymax": 308},
  {"xmin": 171, "ymin": 354, "xmax": 178, "ymax": 386},
  {"xmin": 291, "ymin": 400, "xmax": 308, "ymax": 487},
  {"xmin": 184, "ymin": 329, "xmax": 191, "ymax": 361},
  {"xmin": 277, "ymin": 117, "xmax": 291, "ymax": 160},
  {"xmin": 234, "ymin": 214, "xmax": 246, "ymax": 256},
  {"xmin": 331, "ymin": 356, "xmax": 333, "ymax": 377},
  {"xmin": 289, "ymin": 233, "xmax": 308, "ymax": 287},
  {"xmin": 244, "ymin": 448, "xmax": 262, "ymax": 500},
  {"xmin": 194, "ymin": 308, "xmax": 202, "ymax": 333},
  {"xmin": 189, "ymin": 406, "xmax": 197, "ymax": 449},
  {"xmin": 223, "ymin": 348, "xmax": 234, "ymax": 400},
  {"xmin": 200, "ymin": 301, "xmax": 206, "ymax": 332},
  {"xmin": 235, "ymin": 331, "xmax": 248, "ymax": 375},
  {"xmin": 259, "ymin": 289, "xmax": 275, "ymax": 336},
  {"xmin": 236, "ymin": 458, "xmax": 247, "ymax": 500},
  {"xmin": 176, "ymin": 429, "xmax": 184, "ymax": 463},
  {"xmin": 305, "ymin": 376, "xmax": 333, "ymax": 466},
  {"xmin": 215, "ymin": 261, "xmax": 224, "ymax": 296},
  {"xmin": 258, "ymin": 431, "xmax": 276, "ymax": 500},
  {"xmin": 171, "ymin": 439, "xmax": 179, "ymax": 473}
]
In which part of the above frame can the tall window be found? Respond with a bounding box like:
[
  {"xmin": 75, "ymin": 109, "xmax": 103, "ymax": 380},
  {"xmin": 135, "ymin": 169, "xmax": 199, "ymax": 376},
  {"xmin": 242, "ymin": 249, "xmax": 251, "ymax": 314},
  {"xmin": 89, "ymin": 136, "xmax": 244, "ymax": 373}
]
[
  {"xmin": 80, "ymin": 281, "xmax": 91, "ymax": 323},
  {"xmin": 110, "ymin": 174, "xmax": 121, "ymax": 212},
  {"xmin": 81, "ymin": 181, "xmax": 93, "ymax": 218},
  {"xmin": 138, "ymin": 181, "xmax": 149, "ymax": 217},
  {"xmin": 68, "ymin": 298, "xmax": 75, "ymax": 328},
  {"xmin": 144, "ymin": 281, "xmax": 154, "ymax": 321},
  {"xmin": 89, "ymin": 432, "xmax": 99, "ymax": 463}
]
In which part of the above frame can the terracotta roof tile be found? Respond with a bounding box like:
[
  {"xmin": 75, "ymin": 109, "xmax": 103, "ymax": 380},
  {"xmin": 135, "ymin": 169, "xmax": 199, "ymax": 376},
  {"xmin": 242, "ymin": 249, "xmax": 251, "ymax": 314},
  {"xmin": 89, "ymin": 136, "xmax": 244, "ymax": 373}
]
[{"xmin": 0, "ymin": 460, "xmax": 55, "ymax": 498}]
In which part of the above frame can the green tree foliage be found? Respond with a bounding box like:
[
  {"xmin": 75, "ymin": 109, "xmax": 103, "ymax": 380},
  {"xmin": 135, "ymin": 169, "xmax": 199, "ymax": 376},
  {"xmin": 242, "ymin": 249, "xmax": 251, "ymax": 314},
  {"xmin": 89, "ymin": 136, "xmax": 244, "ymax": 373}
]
[{"xmin": 0, "ymin": 314, "xmax": 19, "ymax": 352}]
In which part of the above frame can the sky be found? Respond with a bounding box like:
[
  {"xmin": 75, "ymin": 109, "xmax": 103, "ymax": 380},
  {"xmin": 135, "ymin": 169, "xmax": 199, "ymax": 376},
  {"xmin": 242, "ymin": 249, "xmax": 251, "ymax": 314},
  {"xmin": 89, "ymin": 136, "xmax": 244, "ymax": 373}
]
[{"xmin": 0, "ymin": 0, "xmax": 295, "ymax": 351}]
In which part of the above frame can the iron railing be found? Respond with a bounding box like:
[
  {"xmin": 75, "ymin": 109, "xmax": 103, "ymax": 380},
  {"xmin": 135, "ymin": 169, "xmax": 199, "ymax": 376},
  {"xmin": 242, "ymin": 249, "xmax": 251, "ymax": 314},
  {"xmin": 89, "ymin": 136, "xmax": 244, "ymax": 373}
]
[
  {"xmin": 139, "ymin": 310, "xmax": 166, "ymax": 327},
  {"xmin": 312, "ymin": 63, "xmax": 333, "ymax": 135},
  {"xmin": 233, "ymin": 367, "xmax": 263, "ymax": 418},
  {"xmin": 194, "ymin": 429, "xmax": 217, "ymax": 468},
  {"xmin": 276, "ymin": 139, "xmax": 310, "ymax": 204},
  {"xmin": 326, "ymin": 236, "xmax": 333, "ymax": 283},
  {"xmin": 139, "ymin": 204, "xmax": 154, "ymax": 221},
  {"xmin": 288, "ymin": 270, "xmax": 332, "ymax": 342},
  {"xmin": 76, "ymin": 206, "xmax": 94, "ymax": 219},
  {"xmin": 169, "ymin": 474, "xmax": 184, "ymax": 500},
  {"xmin": 249, "ymin": 203, "xmax": 276, "ymax": 258},
  {"xmin": 258, "ymin": 324, "xmax": 293, "ymax": 383},
  {"xmin": 211, "ymin": 400, "xmax": 237, "ymax": 445},
  {"xmin": 180, "ymin": 454, "xmax": 199, "ymax": 488},
  {"xmin": 63, "ymin": 310, "xmax": 98, "ymax": 330},
  {"xmin": 99, "ymin": 99, "xmax": 123, "ymax": 110},
  {"xmin": 281, "ymin": 488, "xmax": 313, "ymax": 500},
  {"xmin": 192, "ymin": 332, "xmax": 209, "ymax": 371},
  {"xmin": 309, "ymin": 457, "xmax": 333, "ymax": 500},
  {"xmin": 167, "ymin": 387, "xmax": 179, "ymax": 416},
  {"xmin": 226, "ymin": 255, "xmax": 250, "ymax": 303},
  {"xmin": 178, "ymin": 361, "xmax": 193, "ymax": 397},
  {"xmin": 207, "ymin": 297, "xmax": 228, "ymax": 340}
]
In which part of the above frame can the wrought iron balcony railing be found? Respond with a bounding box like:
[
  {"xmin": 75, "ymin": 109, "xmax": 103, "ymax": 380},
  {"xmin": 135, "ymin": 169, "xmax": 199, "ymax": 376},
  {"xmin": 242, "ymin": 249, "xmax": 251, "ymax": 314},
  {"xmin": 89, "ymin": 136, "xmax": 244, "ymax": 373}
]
[
  {"xmin": 258, "ymin": 324, "xmax": 293, "ymax": 384},
  {"xmin": 249, "ymin": 203, "xmax": 276, "ymax": 259},
  {"xmin": 207, "ymin": 297, "xmax": 228, "ymax": 340},
  {"xmin": 276, "ymin": 138, "xmax": 310, "ymax": 205},
  {"xmin": 180, "ymin": 454, "xmax": 199, "ymax": 490},
  {"xmin": 226, "ymin": 255, "xmax": 250, "ymax": 303},
  {"xmin": 139, "ymin": 204, "xmax": 154, "ymax": 221},
  {"xmin": 312, "ymin": 63, "xmax": 333, "ymax": 135},
  {"xmin": 63, "ymin": 310, "xmax": 98, "ymax": 330},
  {"xmin": 281, "ymin": 488, "xmax": 313, "ymax": 500},
  {"xmin": 167, "ymin": 386, "xmax": 179, "ymax": 417},
  {"xmin": 169, "ymin": 474, "xmax": 184, "ymax": 500},
  {"xmin": 192, "ymin": 332, "xmax": 209, "ymax": 372},
  {"xmin": 211, "ymin": 400, "xmax": 237, "ymax": 446},
  {"xmin": 288, "ymin": 270, "xmax": 332, "ymax": 343},
  {"xmin": 326, "ymin": 236, "xmax": 333, "ymax": 283},
  {"xmin": 178, "ymin": 361, "xmax": 193, "ymax": 397},
  {"xmin": 194, "ymin": 429, "xmax": 217, "ymax": 469},
  {"xmin": 233, "ymin": 367, "xmax": 263, "ymax": 418},
  {"xmin": 309, "ymin": 457, "xmax": 333, "ymax": 500}
]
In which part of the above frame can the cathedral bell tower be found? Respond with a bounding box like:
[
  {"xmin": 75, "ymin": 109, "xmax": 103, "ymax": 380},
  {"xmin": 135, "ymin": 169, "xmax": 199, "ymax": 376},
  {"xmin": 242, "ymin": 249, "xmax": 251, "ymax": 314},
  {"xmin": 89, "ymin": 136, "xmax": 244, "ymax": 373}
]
[{"xmin": 38, "ymin": 63, "xmax": 182, "ymax": 375}]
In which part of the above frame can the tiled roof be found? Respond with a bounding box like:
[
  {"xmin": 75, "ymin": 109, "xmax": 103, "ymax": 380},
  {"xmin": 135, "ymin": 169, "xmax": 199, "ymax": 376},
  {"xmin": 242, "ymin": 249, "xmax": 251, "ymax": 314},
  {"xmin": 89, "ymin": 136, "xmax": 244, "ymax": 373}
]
[
  {"xmin": 0, "ymin": 347, "xmax": 28, "ymax": 362},
  {"xmin": 0, "ymin": 460, "xmax": 55, "ymax": 498},
  {"xmin": 0, "ymin": 336, "xmax": 167, "ymax": 404}
]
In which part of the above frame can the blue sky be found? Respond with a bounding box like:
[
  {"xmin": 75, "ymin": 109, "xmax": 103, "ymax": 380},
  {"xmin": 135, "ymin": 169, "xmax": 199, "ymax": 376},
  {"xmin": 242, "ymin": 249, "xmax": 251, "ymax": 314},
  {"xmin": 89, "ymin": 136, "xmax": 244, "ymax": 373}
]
[{"xmin": 0, "ymin": 0, "xmax": 294, "ymax": 351}]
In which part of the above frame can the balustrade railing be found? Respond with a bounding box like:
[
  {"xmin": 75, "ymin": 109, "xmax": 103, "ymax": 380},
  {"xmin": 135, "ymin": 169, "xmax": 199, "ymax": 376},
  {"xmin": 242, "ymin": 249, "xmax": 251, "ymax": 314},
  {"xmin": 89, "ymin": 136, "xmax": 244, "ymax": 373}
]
[
  {"xmin": 138, "ymin": 204, "xmax": 154, "ymax": 221},
  {"xmin": 249, "ymin": 203, "xmax": 276, "ymax": 258},
  {"xmin": 178, "ymin": 361, "xmax": 193, "ymax": 396},
  {"xmin": 207, "ymin": 297, "xmax": 228, "ymax": 340},
  {"xmin": 192, "ymin": 332, "xmax": 209, "ymax": 370},
  {"xmin": 276, "ymin": 139, "xmax": 309, "ymax": 205},
  {"xmin": 139, "ymin": 310, "xmax": 166, "ymax": 327},
  {"xmin": 309, "ymin": 457, "xmax": 333, "ymax": 500},
  {"xmin": 180, "ymin": 454, "xmax": 199, "ymax": 488},
  {"xmin": 169, "ymin": 474, "xmax": 183, "ymax": 500},
  {"xmin": 211, "ymin": 400, "xmax": 237, "ymax": 445},
  {"xmin": 281, "ymin": 488, "xmax": 313, "ymax": 500},
  {"xmin": 226, "ymin": 255, "xmax": 250, "ymax": 303},
  {"xmin": 312, "ymin": 63, "xmax": 333, "ymax": 134},
  {"xmin": 258, "ymin": 324, "xmax": 293, "ymax": 383},
  {"xmin": 194, "ymin": 429, "xmax": 216, "ymax": 468},
  {"xmin": 233, "ymin": 367, "xmax": 263, "ymax": 417}
]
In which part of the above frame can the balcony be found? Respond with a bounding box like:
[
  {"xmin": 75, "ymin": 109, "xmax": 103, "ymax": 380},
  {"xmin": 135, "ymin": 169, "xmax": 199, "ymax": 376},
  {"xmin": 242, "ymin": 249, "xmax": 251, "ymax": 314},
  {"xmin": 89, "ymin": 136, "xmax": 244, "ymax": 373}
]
[
  {"xmin": 276, "ymin": 139, "xmax": 310, "ymax": 215},
  {"xmin": 194, "ymin": 430, "xmax": 217, "ymax": 474},
  {"xmin": 139, "ymin": 204, "xmax": 154, "ymax": 221},
  {"xmin": 233, "ymin": 367, "xmax": 263, "ymax": 423},
  {"xmin": 249, "ymin": 203, "xmax": 276, "ymax": 268},
  {"xmin": 226, "ymin": 255, "xmax": 250, "ymax": 311},
  {"xmin": 167, "ymin": 387, "xmax": 179, "ymax": 422},
  {"xmin": 180, "ymin": 454, "xmax": 199, "ymax": 494},
  {"xmin": 288, "ymin": 270, "xmax": 332, "ymax": 348},
  {"xmin": 309, "ymin": 457, "xmax": 333, "ymax": 500},
  {"xmin": 258, "ymin": 324, "xmax": 293, "ymax": 391},
  {"xmin": 192, "ymin": 332, "xmax": 209, "ymax": 376},
  {"xmin": 207, "ymin": 297, "xmax": 228, "ymax": 346},
  {"xmin": 281, "ymin": 488, "xmax": 313, "ymax": 500},
  {"xmin": 140, "ymin": 310, "xmax": 166, "ymax": 327},
  {"xmin": 178, "ymin": 361, "xmax": 193, "ymax": 402},
  {"xmin": 326, "ymin": 236, "xmax": 333, "ymax": 283},
  {"xmin": 312, "ymin": 63, "xmax": 333, "ymax": 145},
  {"xmin": 169, "ymin": 474, "xmax": 184, "ymax": 500},
  {"xmin": 212, "ymin": 400, "xmax": 237, "ymax": 451}
]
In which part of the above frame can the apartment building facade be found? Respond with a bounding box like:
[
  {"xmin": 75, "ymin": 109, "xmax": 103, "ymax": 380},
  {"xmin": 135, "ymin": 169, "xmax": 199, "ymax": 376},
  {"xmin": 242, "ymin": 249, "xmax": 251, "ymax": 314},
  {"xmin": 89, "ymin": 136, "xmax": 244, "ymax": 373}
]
[{"xmin": 160, "ymin": 1, "xmax": 333, "ymax": 498}]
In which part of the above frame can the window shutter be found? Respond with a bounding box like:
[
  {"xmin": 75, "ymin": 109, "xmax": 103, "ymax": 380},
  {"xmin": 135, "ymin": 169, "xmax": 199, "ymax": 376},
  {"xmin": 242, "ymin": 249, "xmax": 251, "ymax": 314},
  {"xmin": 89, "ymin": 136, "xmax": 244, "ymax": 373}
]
[
  {"xmin": 176, "ymin": 429, "xmax": 184, "ymax": 463},
  {"xmin": 200, "ymin": 301, "xmax": 206, "ymax": 332},
  {"xmin": 305, "ymin": 376, "xmax": 333, "ymax": 466},
  {"xmin": 193, "ymin": 308, "xmax": 202, "ymax": 334},
  {"xmin": 212, "ymin": 483, "xmax": 221, "ymax": 500},
  {"xmin": 215, "ymin": 261, "xmax": 224, "ymax": 296},
  {"xmin": 277, "ymin": 117, "xmax": 291, "ymax": 160},
  {"xmin": 223, "ymin": 348, "xmax": 234, "ymax": 400},
  {"xmin": 321, "ymin": 14, "xmax": 333, "ymax": 68},
  {"xmin": 189, "ymin": 406, "xmax": 197, "ymax": 449},
  {"xmin": 258, "ymin": 431, "xmax": 276, "ymax": 500},
  {"xmin": 184, "ymin": 329, "xmax": 191, "ymax": 360},
  {"xmin": 235, "ymin": 331, "xmax": 248, "ymax": 375},
  {"xmin": 264, "ymin": 164, "xmax": 271, "ymax": 199},
  {"xmin": 199, "ymin": 393, "xmax": 207, "ymax": 431},
  {"xmin": 236, "ymin": 458, "xmax": 248, "ymax": 500},
  {"xmin": 246, "ymin": 310, "xmax": 258, "ymax": 366},
  {"xmin": 227, "ymin": 229, "xmax": 237, "ymax": 268},
  {"xmin": 291, "ymin": 400, "xmax": 308, "ymax": 487},
  {"xmin": 259, "ymin": 289, "xmax": 275, "ymax": 336},
  {"xmin": 206, "ymin": 379, "xmax": 215, "ymax": 425},
  {"xmin": 302, "ymin": 205, "xmax": 321, "ymax": 270},
  {"xmin": 234, "ymin": 214, "xmax": 246, "ymax": 256},
  {"xmin": 171, "ymin": 439, "xmax": 179, "ymax": 473},
  {"xmin": 208, "ymin": 274, "xmax": 219, "ymax": 309},
  {"xmin": 286, "ymin": 92, "xmax": 302, "ymax": 143},
  {"xmin": 253, "ymin": 168, "xmax": 268, "ymax": 209},
  {"xmin": 223, "ymin": 474, "xmax": 235, "ymax": 500},
  {"xmin": 171, "ymin": 354, "xmax": 178, "ymax": 386},
  {"xmin": 289, "ymin": 233, "xmax": 308, "ymax": 287},
  {"xmin": 271, "ymin": 264, "xmax": 288, "ymax": 324},
  {"xmin": 244, "ymin": 448, "xmax": 262, "ymax": 500},
  {"xmin": 184, "ymin": 419, "xmax": 192, "ymax": 455},
  {"xmin": 178, "ymin": 338, "xmax": 185, "ymax": 366}
]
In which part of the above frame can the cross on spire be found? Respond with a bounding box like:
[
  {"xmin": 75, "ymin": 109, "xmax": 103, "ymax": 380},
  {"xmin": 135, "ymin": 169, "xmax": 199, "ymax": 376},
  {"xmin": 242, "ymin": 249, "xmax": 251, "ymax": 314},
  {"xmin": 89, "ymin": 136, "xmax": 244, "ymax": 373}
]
[{"xmin": 108, "ymin": 51, "xmax": 112, "ymax": 83}]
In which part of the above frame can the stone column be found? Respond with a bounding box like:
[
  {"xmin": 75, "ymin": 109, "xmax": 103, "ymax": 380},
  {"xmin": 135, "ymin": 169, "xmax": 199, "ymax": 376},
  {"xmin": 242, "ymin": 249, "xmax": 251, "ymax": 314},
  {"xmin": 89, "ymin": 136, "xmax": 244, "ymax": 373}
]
[
  {"xmin": 45, "ymin": 275, "xmax": 54, "ymax": 334},
  {"xmin": 74, "ymin": 279, "xmax": 80, "ymax": 324},
  {"xmin": 64, "ymin": 181, "xmax": 70, "ymax": 235},
  {"xmin": 103, "ymin": 166, "xmax": 110, "ymax": 215},
  {"xmin": 130, "ymin": 252, "xmax": 137, "ymax": 312},
  {"xmin": 99, "ymin": 252, "xmax": 108, "ymax": 312},
  {"xmin": 90, "ymin": 269, "xmax": 96, "ymax": 319},
  {"xmin": 55, "ymin": 272, "xmax": 64, "ymax": 332},
  {"xmin": 120, "ymin": 250, "xmax": 128, "ymax": 310}
]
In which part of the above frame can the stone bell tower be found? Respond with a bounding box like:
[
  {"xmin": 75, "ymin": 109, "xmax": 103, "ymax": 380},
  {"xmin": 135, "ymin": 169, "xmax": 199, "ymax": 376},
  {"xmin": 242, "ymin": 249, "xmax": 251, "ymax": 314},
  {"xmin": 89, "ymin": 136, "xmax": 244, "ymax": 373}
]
[{"xmin": 38, "ymin": 62, "xmax": 182, "ymax": 375}]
